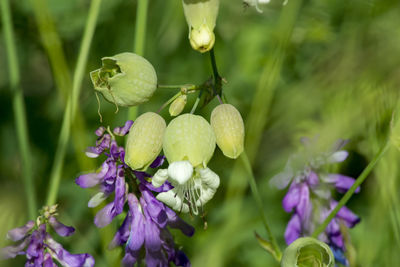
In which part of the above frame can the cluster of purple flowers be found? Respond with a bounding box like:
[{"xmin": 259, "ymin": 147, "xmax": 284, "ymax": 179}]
[
  {"xmin": 1, "ymin": 205, "xmax": 94, "ymax": 266},
  {"xmin": 76, "ymin": 121, "xmax": 194, "ymax": 266},
  {"xmin": 270, "ymin": 138, "xmax": 360, "ymax": 266}
]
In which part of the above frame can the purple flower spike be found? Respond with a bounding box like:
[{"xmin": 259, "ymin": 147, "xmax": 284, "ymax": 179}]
[
  {"xmin": 275, "ymin": 138, "xmax": 361, "ymax": 265},
  {"xmin": 78, "ymin": 120, "xmax": 194, "ymax": 266},
  {"xmin": 48, "ymin": 216, "xmax": 75, "ymax": 237},
  {"xmin": 113, "ymin": 120, "xmax": 133, "ymax": 136},
  {"xmin": 6, "ymin": 220, "xmax": 34, "ymax": 242}
]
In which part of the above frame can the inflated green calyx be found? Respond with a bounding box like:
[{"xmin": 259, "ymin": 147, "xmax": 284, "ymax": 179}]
[
  {"xmin": 90, "ymin": 52, "xmax": 157, "ymax": 107},
  {"xmin": 281, "ymin": 237, "xmax": 335, "ymax": 267}
]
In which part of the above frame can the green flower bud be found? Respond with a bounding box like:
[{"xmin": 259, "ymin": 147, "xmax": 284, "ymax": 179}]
[
  {"xmin": 211, "ymin": 104, "xmax": 245, "ymax": 159},
  {"xmin": 163, "ymin": 113, "xmax": 216, "ymax": 167},
  {"xmin": 169, "ymin": 95, "xmax": 187, "ymax": 117},
  {"xmin": 90, "ymin": 52, "xmax": 157, "ymax": 107},
  {"xmin": 125, "ymin": 112, "xmax": 166, "ymax": 170},
  {"xmin": 182, "ymin": 0, "xmax": 219, "ymax": 53},
  {"xmin": 281, "ymin": 237, "xmax": 335, "ymax": 267}
]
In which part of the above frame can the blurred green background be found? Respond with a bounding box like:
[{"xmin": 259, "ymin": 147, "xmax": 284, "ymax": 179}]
[{"xmin": 1, "ymin": 0, "xmax": 400, "ymax": 266}]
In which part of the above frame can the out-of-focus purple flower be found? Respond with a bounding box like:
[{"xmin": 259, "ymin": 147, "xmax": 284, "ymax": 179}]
[
  {"xmin": 1, "ymin": 205, "xmax": 94, "ymax": 267},
  {"xmin": 77, "ymin": 121, "xmax": 194, "ymax": 267},
  {"xmin": 271, "ymin": 138, "xmax": 360, "ymax": 266}
]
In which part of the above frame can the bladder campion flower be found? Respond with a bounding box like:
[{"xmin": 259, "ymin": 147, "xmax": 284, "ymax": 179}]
[
  {"xmin": 1, "ymin": 205, "xmax": 94, "ymax": 267},
  {"xmin": 211, "ymin": 104, "xmax": 245, "ymax": 159},
  {"xmin": 182, "ymin": 0, "xmax": 219, "ymax": 53},
  {"xmin": 125, "ymin": 112, "xmax": 166, "ymax": 170},
  {"xmin": 76, "ymin": 120, "xmax": 194, "ymax": 266},
  {"xmin": 270, "ymin": 138, "xmax": 360, "ymax": 266},
  {"xmin": 90, "ymin": 52, "xmax": 157, "ymax": 108},
  {"xmin": 152, "ymin": 113, "xmax": 220, "ymax": 215}
]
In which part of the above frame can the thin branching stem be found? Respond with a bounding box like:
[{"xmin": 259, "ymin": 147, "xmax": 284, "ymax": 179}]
[{"xmin": 1, "ymin": 0, "xmax": 37, "ymax": 219}]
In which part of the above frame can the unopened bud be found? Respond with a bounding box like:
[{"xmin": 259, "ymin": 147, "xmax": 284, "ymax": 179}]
[
  {"xmin": 211, "ymin": 104, "xmax": 244, "ymax": 159},
  {"xmin": 125, "ymin": 112, "xmax": 166, "ymax": 170},
  {"xmin": 163, "ymin": 113, "xmax": 216, "ymax": 167},
  {"xmin": 182, "ymin": 0, "xmax": 219, "ymax": 53},
  {"xmin": 90, "ymin": 52, "xmax": 157, "ymax": 107},
  {"xmin": 169, "ymin": 95, "xmax": 187, "ymax": 117}
]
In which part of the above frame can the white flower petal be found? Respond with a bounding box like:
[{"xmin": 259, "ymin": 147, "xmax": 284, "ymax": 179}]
[
  {"xmin": 199, "ymin": 167, "xmax": 220, "ymax": 190},
  {"xmin": 168, "ymin": 161, "xmax": 193, "ymax": 185},
  {"xmin": 156, "ymin": 190, "xmax": 189, "ymax": 213},
  {"xmin": 151, "ymin": 169, "xmax": 169, "ymax": 188}
]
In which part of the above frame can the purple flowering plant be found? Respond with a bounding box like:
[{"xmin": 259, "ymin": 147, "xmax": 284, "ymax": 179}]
[
  {"xmin": 1, "ymin": 205, "xmax": 94, "ymax": 267},
  {"xmin": 270, "ymin": 138, "xmax": 361, "ymax": 266},
  {"xmin": 76, "ymin": 121, "xmax": 194, "ymax": 266},
  {"xmin": 4, "ymin": 0, "xmax": 400, "ymax": 266}
]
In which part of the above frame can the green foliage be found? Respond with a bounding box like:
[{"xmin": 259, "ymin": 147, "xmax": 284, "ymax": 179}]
[{"xmin": 1, "ymin": 0, "xmax": 400, "ymax": 266}]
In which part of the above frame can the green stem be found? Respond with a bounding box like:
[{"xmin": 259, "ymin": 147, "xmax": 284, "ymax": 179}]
[
  {"xmin": 127, "ymin": 0, "xmax": 149, "ymax": 121},
  {"xmin": 209, "ymin": 48, "xmax": 223, "ymax": 104},
  {"xmin": 311, "ymin": 141, "xmax": 390, "ymax": 238},
  {"xmin": 158, "ymin": 92, "xmax": 182, "ymax": 113},
  {"xmin": 240, "ymin": 152, "xmax": 282, "ymax": 262},
  {"xmin": 1, "ymin": 0, "xmax": 37, "ymax": 219},
  {"xmin": 46, "ymin": 0, "xmax": 102, "ymax": 206},
  {"xmin": 133, "ymin": 0, "xmax": 148, "ymax": 55}
]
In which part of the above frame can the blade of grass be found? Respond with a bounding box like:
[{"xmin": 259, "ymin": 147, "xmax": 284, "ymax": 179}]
[
  {"xmin": 29, "ymin": 0, "xmax": 92, "ymax": 171},
  {"xmin": 46, "ymin": 0, "xmax": 103, "ymax": 205},
  {"xmin": 126, "ymin": 0, "xmax": 149, "ymax": 123},
  {"xmin": 1, "ymin": 0, "xmax": 37, "ymax": 219}
]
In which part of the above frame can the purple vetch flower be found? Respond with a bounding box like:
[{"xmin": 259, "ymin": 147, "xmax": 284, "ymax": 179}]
[
  {"xmin": 77, "ymin": 121, "xmax": 194, "ymax": 267},
  {"xmin": 270, "ymin": 138, "xmax": 360, "ymax": 266},
  {"xmin": 1, "ymin": 205, "xmax": 94, "ymax": 267}
]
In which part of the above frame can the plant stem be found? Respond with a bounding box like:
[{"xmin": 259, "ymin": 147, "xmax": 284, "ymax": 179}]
[
  {"xmin": 240, "ymin": 152, "xmax": 282, "ymax": 262},
  {"xmin": 209, "ymin": 48, "xmax": 223, "ymax": 104},
  {"xmin": 312, "ymin": 141, "xmax": 390, "ymax": 238},
  {"xmin": 127, "ymin": 0, "xmax": 149, "ymax": 121},
  {"xmin": 29, "ymin": 0, "xmax": 93, "ymax": 172},
  {"xmin": 158, "ymin": 92, "xmax": 182, "ymax": 113},
  {"xmin": 1, "ymin": 0, "xmax": 37, "ymax": 219},
  {"xmin": 46, "ymin": 0, "xmax": 102, "ymax": 206},
  {"xmin": 210, "ymin": 48, "xmax": 281, "ymax": 259},
  {"xmin": 133, "ymin": 0, "xmax": 148, "ymax": 55}
]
